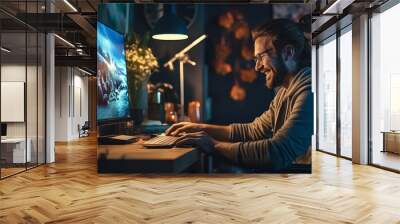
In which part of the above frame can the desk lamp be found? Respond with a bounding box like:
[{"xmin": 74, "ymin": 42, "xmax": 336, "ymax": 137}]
[{"xmin": 163, "ymin": 34, "xmax": 207, "ymax": 120}]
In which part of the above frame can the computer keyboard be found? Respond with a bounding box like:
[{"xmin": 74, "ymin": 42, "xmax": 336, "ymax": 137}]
[{"xmin": 142, "ymin": 135, "xmax": 181, "ymax": 148}]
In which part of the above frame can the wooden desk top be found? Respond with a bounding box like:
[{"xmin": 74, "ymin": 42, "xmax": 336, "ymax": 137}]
[
  {"xmin": 1, "ymin": 138, "xmax": 31, "ymax": 143},
  {"xmin": 97, "ymin": 143, "xmax": 200, "ymax": 173},
  {"xmin": 381, "ymin": 131, "xmax": 400, "ymax": 134},
  {"xmin": 98, "ymin": 144, "xmax": 196, "ymax": 160}
]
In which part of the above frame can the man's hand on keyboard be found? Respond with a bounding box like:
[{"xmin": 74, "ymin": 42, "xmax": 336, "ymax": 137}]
[
  {"xmin": 175, "ymin": 131, "xmax": 217, "ymax": 154},
  {"xmin": 165, "ymin": 122, "xmax": 204, "ymax": 136}
]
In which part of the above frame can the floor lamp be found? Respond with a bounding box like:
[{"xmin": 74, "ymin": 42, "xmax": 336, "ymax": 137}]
[{"xmin": 164, "ymin": 34, "xmax": 207, "ymax": 120}]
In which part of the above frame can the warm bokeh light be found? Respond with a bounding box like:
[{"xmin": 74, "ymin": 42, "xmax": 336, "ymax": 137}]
[{"xmin": 230, "ymin": 84, "xmax": 246, "ymax": 101}]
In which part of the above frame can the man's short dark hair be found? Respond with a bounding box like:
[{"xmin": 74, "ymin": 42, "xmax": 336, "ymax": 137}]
[{"xmin": 252, "ymin": 19, "xmax": 311, "ymax": 67}]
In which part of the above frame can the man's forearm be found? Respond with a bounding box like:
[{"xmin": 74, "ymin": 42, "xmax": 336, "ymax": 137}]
[{"xmin": 201, "ymin": 124, "xmax": 231, "ymax": 141}]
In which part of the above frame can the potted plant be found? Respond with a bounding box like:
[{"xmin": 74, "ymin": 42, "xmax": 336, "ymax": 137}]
[{"xmin": 125, "ymin": 33, "xmax": 159, "ymax": 125}]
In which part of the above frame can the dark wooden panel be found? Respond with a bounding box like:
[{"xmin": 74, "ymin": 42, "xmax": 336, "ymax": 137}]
[{"xmin": 97, "ymin": 144, "xmax": 200, "ymax": 173}]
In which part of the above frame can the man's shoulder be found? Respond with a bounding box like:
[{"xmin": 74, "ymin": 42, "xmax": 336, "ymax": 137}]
[{"xmin": 288, "ymin": 67, "xmax": 312, "ymax": 95}]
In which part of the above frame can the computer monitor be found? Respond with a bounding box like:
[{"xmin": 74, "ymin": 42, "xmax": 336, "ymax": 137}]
[
  {"xmin": 1, "ymin": 123, "xmax": 7, "ymax": 137},
  {"xmin": 97, "ymin": 21, "xmax": 130, "ymax": 122}
]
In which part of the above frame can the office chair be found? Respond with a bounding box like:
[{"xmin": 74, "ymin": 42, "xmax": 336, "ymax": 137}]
[{"xmin": 79, "ymin": 121, "xmax": 90, "ymax": 138}]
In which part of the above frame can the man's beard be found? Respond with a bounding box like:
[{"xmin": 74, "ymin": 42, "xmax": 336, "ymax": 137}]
[{"xmin": 269, "ymin": 56, "xmax": 288, "ymax": 88}]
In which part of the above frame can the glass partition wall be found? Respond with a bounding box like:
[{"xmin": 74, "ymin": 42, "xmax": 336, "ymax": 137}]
[
  {"xmin": 370, "ymin": 2, "xmax": 400, "ymax": 171},
  {"xmin": 316, "ymin": 25, "xmax": 353, "ymax": 159},
  {"xmin": 316, "ymin": 0, "xmax": 400, "ymax": 171},
  {"xmin": 317, "ymin": 35, "xmax": 337, "ymax": 155},
  {"xmin": 339, "ymin": 26, "xmax": 352, "ymax": 159},
  {"xmin": 0, "ymin": 1, "xmax": 46, "ymax": 179}
]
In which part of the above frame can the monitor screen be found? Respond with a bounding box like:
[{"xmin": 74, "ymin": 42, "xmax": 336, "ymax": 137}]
[{"xmin": 97, "ymin": 21, "xmax": 130, "ymax": 121}]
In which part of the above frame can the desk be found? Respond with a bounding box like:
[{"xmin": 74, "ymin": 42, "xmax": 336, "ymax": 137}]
[
  {"xmin": 382, "ymin": 131, "xmax": 400, "ymax": 154},
  {"xmin": 1, "ymin": 138, "xmax": 31, "ymax": 164},
  {"xmin": 97, "ymin": 144, "xmax": 208, "ymax": 173}
]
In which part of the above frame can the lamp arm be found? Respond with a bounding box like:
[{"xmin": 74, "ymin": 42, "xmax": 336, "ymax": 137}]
[
  {"xmin": 186, "ymin": 59, "xmax": 196, "ymax": 66},
  {"xmin": 163, "ymin": 34, "xmax": 207, "ymax": 68}
]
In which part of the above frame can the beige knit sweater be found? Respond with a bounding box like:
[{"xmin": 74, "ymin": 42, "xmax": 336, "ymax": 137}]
[{"xmin": 228, "ymin": 67, "xmax": 313, "ymax": 171}]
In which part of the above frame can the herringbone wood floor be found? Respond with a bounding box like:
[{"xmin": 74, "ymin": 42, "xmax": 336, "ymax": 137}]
[{"xmin": 1, "ymin": 136, "xmax": 400, "ymax": 224}]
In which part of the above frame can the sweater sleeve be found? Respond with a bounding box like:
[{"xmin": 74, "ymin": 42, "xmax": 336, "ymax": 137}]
[
  {"xmin": 229, "ymin": 101, "xmax": 275, "ymax": 142},
  {"xmin": 228, "ymin": 89, "xmax": 313, "ymax": 170}
]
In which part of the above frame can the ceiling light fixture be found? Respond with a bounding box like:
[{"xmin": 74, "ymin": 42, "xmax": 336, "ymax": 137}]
[
  {"xmin": 1, "ymin": 47, "xmax": 11, "ymax": 53},
  {"xmin": 323, "ymin": 0, "xmax": 341, "ymax": 14},
  {"xmin": 322, "ymin": 0, "xmax": 354, "ymax": 15},
  {"xmin": 78, "ymin": 67, "xmax": 94, "ymax": 76},
  {"xmin": 63, "ymin": 0, "xmax": 78, "ymax": 12},
  {"xmin": 54, "ymin": 34, "xmax": 75, "ymax": 48}
]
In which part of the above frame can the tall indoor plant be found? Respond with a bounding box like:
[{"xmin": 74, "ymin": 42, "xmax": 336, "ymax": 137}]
[{"xmin": 125, "ymin": 33, "xmax": 159, "ymax": 124}]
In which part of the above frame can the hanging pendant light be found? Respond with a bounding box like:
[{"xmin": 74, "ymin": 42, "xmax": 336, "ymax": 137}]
[{"xmin": 152, "ymin": 5, "xmax": 188, "ymax": 40}]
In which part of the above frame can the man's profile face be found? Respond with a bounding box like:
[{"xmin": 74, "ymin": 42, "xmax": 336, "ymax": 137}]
[{"xmin": 254, "ymin": 35, "xmax": 287, "ymax": 89}]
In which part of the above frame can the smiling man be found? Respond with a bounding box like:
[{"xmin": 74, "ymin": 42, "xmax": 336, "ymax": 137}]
[{"xmin": 166, "ymin": 19, "xmax": 313, "ymax": 173}]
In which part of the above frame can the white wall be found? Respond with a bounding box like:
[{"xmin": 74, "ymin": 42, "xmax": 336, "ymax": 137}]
[
  {"xmin": 55, "ymin": 67, "xmax": 69, "ymax": 141},
  {"xmin": 1, "ymin": 65, "xmax": 41, "ymax": 137},
  {"xmin": 73, "ymin": 73, "xmax": 89, "ymax": 137},
  {"xmin": 55, "ymin": 67, "xmax": 89, "ymax": 141},
  {"xmin": 1, "ymin": 64, "xmax": 46, "ymax": 164},
  {"xmin": 1, "ymin": 65, "xmax": 26, "ymax": 139}
]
